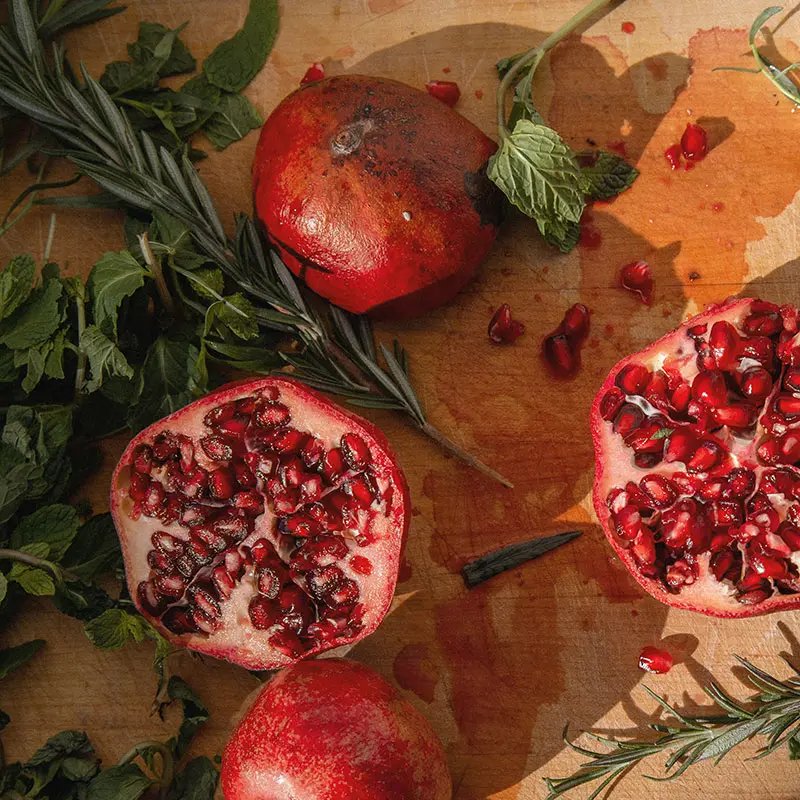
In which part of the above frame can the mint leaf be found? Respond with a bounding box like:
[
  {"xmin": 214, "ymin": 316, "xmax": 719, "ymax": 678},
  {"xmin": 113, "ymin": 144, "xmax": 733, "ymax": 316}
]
[
  {"xmin": 27, "ymin": 730, "xmax": 95, "ymax": 767},
  {"xmin": 207, "ymin": 293, "xmax": 259, "ymax": 341},
  {"xmin": 190, "ymin": 267, "xmax": 224, "ymax": 299},
  {"xmin": 9, "ymin": 547, "xmax": 55, "ymax": 596},
  {"xmin": 10, "ymin": 504, "xmax": 80, "ymax": 560},
  {"xmin": 87, "ymin": 251, "xmax": 148, "ymax": 337},
  {"xmin": 166, "ymin": 757, "xmax": 219, "ymax": 800},
  {"xmin": 87, "ymin": 763, "xmax": 152, "ymax": 800},
  {"xmin": 128, "ymin": 335, "xmax": 203, "ymax": 430},
  {"xmin": 80, "ymin": 324, "xmax": 134, "ymax": 392},
  {"xmin": 203, "ymin": 0, "xmax": 278, "ymax": 92},
  {"xmin": 62, "ymin": 514, "xmax": 121, "ymax": 581},
  {"xmin": 0, "ymin": 347, "xmax": 19, "ymax": 382},
  {"xmin": 166, "ymin": 676, "xmax": 209, "ymax": 757},
  {"xmin": 0, "ymin": 277, "xmax": 63, "ymax": 350},
  {"xmin": 0, "ymin": 639, "xmax": 45, "ymax": 679},
  {"xmin": 0, "ymin": 254, "xmax": 36, "ymax": 321},
  {"xmin": 84, "ymin": 608, "xmax": 151, "ymax": 650},
  {"xmin": 128, "ymin": 22, "xmax": 196, "ymax": 77},
  {"xmin": 579, "ymin": 151, "xmax": 639, "ymax": 200},
  {"xmin": 0, "ymin": 573, "xmax": 7, "ymax": 605},
  {"xmin": 203, "ymin": 92, "xmax": 262, "ymax": 150},
  {"xmin": 487, "ymin": 120, "xmax": 585, "ymax": 252}
]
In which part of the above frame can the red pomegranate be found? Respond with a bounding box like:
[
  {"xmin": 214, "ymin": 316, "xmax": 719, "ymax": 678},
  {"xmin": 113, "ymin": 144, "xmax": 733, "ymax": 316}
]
[
  {"xmin": 221, "ymin": 659, "xmax": 452, "ymax": 800},
  {"xmin": 110, "ymin": 378, "xmax": 409, "ymax": 670},
  {"xmin": 253, "ymin": 74, "xmax": 502, "ymax": 318},
  {"xmin": 592, "ymin": 298, "xmax": 800, "ymax": 617}
]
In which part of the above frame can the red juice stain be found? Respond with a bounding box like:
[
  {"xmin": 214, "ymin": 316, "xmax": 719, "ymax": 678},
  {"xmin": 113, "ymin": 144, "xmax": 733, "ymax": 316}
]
[
  {"xmin": 604, "ymin": 323, "xmax": 615, "ymax": 336},
  {"xmin": 664, "ymin": 143, "xmax": 682, "ymax": 170},
  {"xmin": 644, "ymin": 56, "xmax": 668, "ymax": 80},
  {"xmin": 621, "ymin": 21, "xmax": 636, "ymax": 34},
  {"xmin": 681, "ymin": 122, "xmax": 708, "ymax": 161},
  {"xmin": 442, "ymin": 66, "xmax": 451, "ymax": 73},
  {"xmin": 393, "ymin": 643, "xmax": 438, "ymax": 703},
  {"xmin": 500, "ymin": 266, "xmax": 512, "ymax": 277},
  {"xmin": 619, "ymin": 260, "xmax": 653, "ymax": 305},
  {"xmin": 711, "ymin": 201, "xmax": 725, "ymax": 212},
  {"xmin": 607, "ymin": 140, "xmax": 628, "ymax": 157},
  {"xmin": 397, "ymin": 556, "xmax": 413, "ymax": 583},
  {"xmin": 630, "ymin": 609, "xmax": 639, "ymax": 617},
  {"xmin": 474, "ymin": 88, "xmax": 484, "ymax": 100},
  {"xmin": 638, "ymin": 645, "xmax": 673, "ymax": 674},
  {"xmin": 689, "ymin": 271, "xmax": 701, "ymax": 281},
  {"xmin": 579, "ymin": 214, "xmax": 603, "ymax": 250}
]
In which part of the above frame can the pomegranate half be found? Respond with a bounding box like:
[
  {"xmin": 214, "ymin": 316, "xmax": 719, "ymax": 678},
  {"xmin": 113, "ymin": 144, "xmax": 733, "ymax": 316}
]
[
  {"xmin": 110, "ymin": 378, "xmax": 409, "ymax": 669},
  {"xmin": 253, "ymin": 74, "xmax": 502, "ymax": 318},
  {"xmin": 221, "ymin": 658, "xmax": 452, "ymax": 800},
  {"xmin": 592, "ymin": 298, "xmax": 800, "ymax": 617}
]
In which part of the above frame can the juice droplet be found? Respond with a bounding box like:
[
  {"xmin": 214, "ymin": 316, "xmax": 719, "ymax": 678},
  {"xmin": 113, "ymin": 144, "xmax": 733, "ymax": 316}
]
[
  {"xmin": 639, "ymin": 645, "xmax": 673, "ymax": 674},
  {"xmin": 621, "ymin": 21, "xmax": 636, "ymax": 34}
]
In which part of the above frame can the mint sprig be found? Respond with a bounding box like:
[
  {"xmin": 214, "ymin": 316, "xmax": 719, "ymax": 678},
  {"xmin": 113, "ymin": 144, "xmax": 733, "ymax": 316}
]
[{"xmin": 489, "ymin": 0, "xmax": 638, "ymax": 252}]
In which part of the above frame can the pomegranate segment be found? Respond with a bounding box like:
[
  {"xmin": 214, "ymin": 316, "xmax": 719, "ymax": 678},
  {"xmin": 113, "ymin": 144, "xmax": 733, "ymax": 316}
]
[
  {"xmin": 592, "ymin": 298, "xmax": 800, "ymax": 617},
  {"xmin": 111, "ymin": 378, "xmax": 409, "ymax": 670}
]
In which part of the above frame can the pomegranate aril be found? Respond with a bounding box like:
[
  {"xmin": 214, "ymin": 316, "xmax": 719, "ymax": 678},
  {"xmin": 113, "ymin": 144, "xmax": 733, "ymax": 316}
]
[
  {"xmin": 670, "ymin": 382, "xmax": 691, "ymax": 413},
  {"xmin": 306, "ymin": 618, "xmax": 340, "ymax": 642},
  {"xmin": 209, "ymin": 468, "xmax": 235, "ymax": 500},
  {"xmin": 680, "ymin": 122, "xmax": 707, "ymax": 161},
  {"xmin": 175, "ymin": 554, "xmax": 197, "ymax": 578},
  {"xmin": 249, "ymin": 596, "xmax": 281, "ymax": 630},
  {"xmin": 212, "ymin": 565, "xmax": 236, "ymax": 599},
  {"xmin": 162, "ymin": 607, "xmax": 197, "ymax": 635},
  {"xmin": 269, "ymin": 628, "xmax": 306, "ymax": 658},
  {"xmin": 563, "ymin": 303, "xmax": 590, "ymax": 339},
  {"xmin": 307, "ymin": 564, "xmax": 345, "ymax": 598},
  {"xmin": 301, "ymin": 62, "xmax": 325, "ymax": 84},
  {"xmin": 775, "ymin": 395, "xmax": 800, "ymax": 418},
  {"xmin": 152, "ymin": 530, "xmax": 185, "ymax": 555},
  {"xmin": 300, "ymin": 437, "xmax": 326, "ymax": 469},
  {"xmin": 189, "ymin": 586, "xmax": 221, "ymax": 618},
  {"xmin": 615, "ymin": 363, "xmax": 650, "ymax": 395},
  {"xmin": 784, "ymin": 368, "xmax": 800, "ymax": 393},
  {"xmin": 664, "ymin": 428, "xmax": 696, "ymax": 463},
  {"xmin": 132, "ymin": 445, "xmax": 154, "ymax": 474},
  {"xmin": 138, "ymin": 580, "xmax": 164, "ymax": 615},
  {"xmin": 625, "ymin": 421, "xmax": 667, "ymax": 455},
  {"xmin": 299, "ymin": 474, "xmax": 323, "ymax": 503},
  {"xmin": 779, "ymin": 522, "xmax": 800, "ymax": 551},
  {"xmin": 640, "ymin": 475, "xmax": 676, "ymax": 508},
  {"xmin": 327, "ymin": 578, "xmax": 359, "ymax": 609},
  {"xmin": 638, "ymin": 645, "xmax": 673, "ymax": 674},
  {"xmin": 712, "ymin": 500, "xmax": 743, "ymax": 527},
  {"xmin": 488, "ymin": 303, "xmax": 525, "ymax": 344},
  {"xmin": 743, "ymin": 303, "xmax": 782, "ymax": 335},
  {"xmin": 741, "ymin": 367, "xmax": 773, "ymax": 400},
  {"xmin": 691, "ymin": 369, "xmax": 727, "ymax": 408},
  {"xmin": 619, "ymin": 261, "xmax": 653, "ymax": 305},
  {"xmin": 254, "ymin": 402, "xmax": 291, "ymax": 429},
  {"xmin": 192, "ymin": 607, "xmax": 221, "ymax": 634},
  {"xmin": 751, "ymin": 554, "xmax": 788, "ymax": 580},
  {"xmin": 724, "ymin": 468, "xmax": 756, "ymax": 499},
  {"xmin": 148, "ymin": 550, "xmax": 174, "ymax": 572},
  {"xmin": 543, "ymin": 334, "xmax": 577, "ymax": 378},
  {"xmin": 192, "ymin": 526, "xmax": 227, "ymax": 553},
  {"xmin": 713, "ymin": 404, "xmax": 755, "ymax": 429},
  {"xmin": 152, "ymin": 432, "xmax": 178, "ymax": 461},
  {"xmin": 257, "ymin": 567, "xmax": 281, "ymax": 599},
  {"xmin": 187, "ymin": 537, "xmax": 213, "ymax": 566},
  {"xmin": 271, "ymin": 428, "xmax": 307, "ymax": 454},
  {"xmin": 343, "ymin": 473, "xmax": 378, "ymax": 506},
  {"xmin": 341, "ymin": 433, "xmax": 371, "ymax": 470},
  {"xmin": 350, "ymin": 555, "xmax": 373, "ymax": 575},
  {"xmin": 320, "ymin": 448, "xmax": 346, "ymax": 482},
  {"xmin": 613, "ymin": 404, "xmax": 645, "ymax": 436},
  {"xmin": 666, "ymin": 559, "xmax": 696, "ymax": 588},
  {"xmin": 233, "ymin": 461, "xmax": 256, "ymax": 487},
  {"xmin": 154, "ymin": 573, "xmax": 186, "ymax": 599},
  {"xmin": 143, "ymin": 482, "xmax": 166, "ymax": 515},
  {"xmin": 664, "ymin": 142, "xmax": 681, "ymax": 170},
  {"xmin": 709, "ymin": 320, "xmax": 740, "ymax": 370},
  {"xmin": 632, "ymin": 529, "xmax": 656, "ymax": 566},
  {"xmin": 233, "ymin": 490, "xmax": 263, "ymax": 514},
  {"xmin": 738, "ymin": 587, "xmax": 772, "ymax": 604},
  {"xmin": 686, "ymin": 440, "xmax": 722, "ymax": 473},
  {"xmin": 201, "ymin": 435, "xmax": 233, "ymax": 462},
  {"xmin": 224, "ymin": 548, "xmax": 248, "ymax": 577},
  {"xmin": 711, "ymin": 550, "xmax": 741, "ymax": 582},
  {"xmin": 218, "ymin": 416, "xmax": 249, "ymax": 436},
  {"xmin": 614, "ymin": 505, "xmax": 643, "ymax": 541},
  {"xmin": 599, "ymin": 387, "xmax": 625, "ymax": 421},
  {"xmin": 204, "ymin": 401, "xmax": 237, "ymax": 429}
]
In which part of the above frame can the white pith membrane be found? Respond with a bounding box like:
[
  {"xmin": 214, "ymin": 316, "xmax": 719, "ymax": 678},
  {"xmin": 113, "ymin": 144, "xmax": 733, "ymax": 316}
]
[
  {"xmin": 593, "ymin": 299, "xmax": 800, "ymax": 616},
  {"xmin": 112, "ymin": 379, "xmax": 405, "ymax": 669}
]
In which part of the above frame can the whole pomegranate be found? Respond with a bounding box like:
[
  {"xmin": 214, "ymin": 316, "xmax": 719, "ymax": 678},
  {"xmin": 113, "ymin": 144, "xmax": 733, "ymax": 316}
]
[
  {"xmin": 110, "ymin": 378, "xmax": 409, "ymax": 669},
  {"xmin": 253, "ymin": 74, "xmax": 502, "ymax": 317},
  {"xmin": 592, "ymin": 298, "xmax": 800, "ymax": 617},
  {"xmin": 221, "ymin": 659, "xmax": 452, "ymax": 800}
]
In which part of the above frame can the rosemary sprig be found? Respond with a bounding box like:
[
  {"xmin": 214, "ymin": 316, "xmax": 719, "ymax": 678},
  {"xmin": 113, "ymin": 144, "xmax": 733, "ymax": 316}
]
[
  {"xmin": 545, "ymin": 655, "xmax": 800, "ymax": 798},
  {"xmin": 0, "ymin": 0, "xmax": 511, "ymax": 487},
  {"xmin": 715, "ymin": 6, "xmax": 800, "ymax": 106}
]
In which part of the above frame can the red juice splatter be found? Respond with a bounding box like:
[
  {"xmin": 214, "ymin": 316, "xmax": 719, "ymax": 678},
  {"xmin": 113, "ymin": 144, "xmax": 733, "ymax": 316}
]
[{"xmin": 621, "ymin": 21, "xmax": 636, "ymax": 34}]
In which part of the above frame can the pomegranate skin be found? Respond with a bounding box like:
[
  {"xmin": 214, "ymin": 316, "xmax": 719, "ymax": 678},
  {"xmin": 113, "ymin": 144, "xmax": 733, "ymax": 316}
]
[
  {"xmin": 253, "ymin": 74, "xmax": 502, "ymax": 318},
  {"xmin": 221, "ymin": 659, "xmax": 452, "ymax": 800},
  {"xmin": 591, "ymin": 298, "xmax": 800, "ymax": 618},
  {"xmin": 110, "ymin": 377, "xmax": 410, "ymax": 670}
]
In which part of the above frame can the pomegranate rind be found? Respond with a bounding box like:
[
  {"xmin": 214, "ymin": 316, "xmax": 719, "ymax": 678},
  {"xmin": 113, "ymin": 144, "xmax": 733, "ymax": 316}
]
[
  {"xmin": 110, "ymin": 377, "xmax": 410, "ymax": 669},
  {"xmin": 253, "ymin": 74, "xmax": 502, "ymax": 318},
  {"xmin": 221, "ymin": 659, "xmax": 452, "ymax": 800},
  {"xmin": 591, "ymin": 298, "xmax": 800, "ymax": 618}
]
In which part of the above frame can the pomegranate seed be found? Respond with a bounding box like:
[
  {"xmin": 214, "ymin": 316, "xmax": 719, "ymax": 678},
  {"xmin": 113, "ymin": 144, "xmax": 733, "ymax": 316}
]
[
  {"xmin": 320, "ymin": 448, "xmax": 346, "ymax": 482},
  {"xmin": 218, "ymin": 416, "xmax": 249, "ymax": 437},
  {"xmin": 152, "ymin": 530, "xmax": 185, "ymax": 555},
  {"xmin": 162, "ymin": 607, "xmax": 197, "ymax": 634},
  {"xmin": 680, "ymin": 122, "xmax": 708, "ymax": 161},
  {"xmin": 784, "ymin": 368, "xmax": 800, "ymax": 393},
  {"xmin": 132, "ymin": 445, "xmax": 154, "ymax": 474},
  {"xmin": 639, "ymin": 475, "xmax": 676, "ymax": 508},
  {"xmin": 154, "ymin": 573, "xmax": 187, "ymax": 599},
  {"xmin": 631, "ymin": 529, "xmax": 656, "ymax": 566},
  {"xmin": 137, "ymin": 581, "xmax": 164, "ymax": 615},
  {"xmin": 306, "ymin": 618, "xmax": 340, "ymax": 642},
  {"xmin": 691, "ymin": 370, "xmax": 727, "ymax": 408},
  {"xmin": 562, "ymin": 303, "xmax": 590, "ymax": 339},
  {"xmin": 224, "ymin": 547, "xmax": 248, "ymax": 577},
  {"xmin": 191, "ymin": 607, "xmax": 221, "ymax": 634},
  {"xmin": 280, "ymin": 457, "xmax": 307, "ymax": 488},
  {"xmin": 148, "ymin": 550, "xmax": 174, "ymax": 572},
  {"xmin": 204, "ymin": 402, "xmax": 237, "ymax": 428},
  {"xmin": 741, "ymin": 367, "xmax": 773, "ymax": 400},
  {"xmin": 638, "ymin": 645, "xmax": 673, "ymax": 674},
  {"xmin": 615, "ymin": 363, "xmax": 650, "ymax": 395},
  {"xmin": 724, "ymin": 468, "xmax": 755, "ymax": 499},
  {"xmin": 200, "ymin": 435, "xmax": 233, "ymax": 461},
  {"xmin": 779, "ymin": 522, "xmax": 800, "ymax": 550},
  {"xmin": 257, "ymin": 567, "xmax": 281, "ymax": 599},
  {"xmin": 128, "ymin": 472, "xmax": 150, "ymax": 502},
  {"xmin": 209, "ymin": 468, "xmax": 235, "ymax": 500},
  {"xmin": 268, "ymin": 628, "xmax": 305, "ymax": 658},
  {"xmin": 612, "ymin": 403, "xmax": 645, "ymax": 436},
  {"xmin": 326, "ymin": 578, "xmax": 359, "ymax": 608},
  {"xmin": 664, "ymin": 143, "xmax": 681, "ymax": 170},
  {"xmin": 189, "ymin": 586, "xmax": 221, "ymax": 618},
  {"xmin": 301, "ymin": 62, "xmax": 325, "ymax": 84},
  {"xmin": 174, "ymin": 554, "xmax": 197, "ymax": 578},
  {"xmin": 751, "ymin": 554, "xmax": 788, "ymax": 579},
  {"xmin": 688, "ymin": 323, "xmax": 707, "ymax": 338},
  {"xmin": 350, "ymin": 555, "xmax": 373, "ymax": 575},
  {"xmin": 271, "ymin": 428, "xmax": 307, "ymax": 454},
  {"xmin": 143, "ymin": 482, "xmax": 166, "ymax": 515},
  {"xmin": 487, "ymin": 303, "xmax": 526, "ymax": 344},
  {"xmin": 709, "ymin": 321, "xmax": 740, "ymax": 369},
  {"xmin": 233, "ymin": 460, "xmax": 256, "ymax": 487},
  {"xmin": 712, "ymin": 501, "xmax": 743, "ymax": 527},
  {"xmin": 249, "ymin": 596, "xmax": 280, "ymax": 630},
  {"xmin": 775, "ymin": 395, "xmax": 800, "ymax": 418},
  {"xmin": 254, "ymin": 402, "xmax": 291, "ymax": 429},
  {"xmin": 663, "ymin": 428, "xmax": 696, "ymax": 463},
  {"xmin": 343, "ymin": 473, "xmax": 378, "ymax": 506},
  {"xmin": 711, "ymin": 550, "xmax": 741, "ymax": 582},
  {"xmin": 670, "ymin": 382, "xmax": 691, "ymax": 413},
  {"xmin": 542, "ymin": 333, "xmax": 576, "ymax": 378},
  {"xmin": 152, "ymin": 432, "xmax": 178, "ymax": 461},
  {"xmin": 713, "ymin": 404, "xmax": 754, "ymax": 429},
  {"xmin": 619, "ymin": 261, "xmax": 653, "ymax": 305},
  {"xmin": 300, "ymin": 437, "xmax": 326, "ymax": 468},
  {"xmin": 743, "ymin": 303, "xmax": 782, "ymax": 336},
  {"xmin": 307, "ymin": 564, "xmax": 345, "ymax": 599},
  {"xmin": 614, "ymin": 506, "xmax": 643, "ymax": 540},
  {"xmin": 599, "ymin": 387, "xmax": 626, "ymax": 421},
  {"xmin": 625, "ymin": 420, "xmax": 667, "ymax": 454},
  {"xmin": 740, "ymin": 335, "xmax": 775, "ymax": 367},
  {"xmin": 686, "ymin": 440, "xmax": 722, "ymax": 473},
  {"xmin": 211, "ymin": 565, "xmax": 236, "ymax": 599},
  {"xmin": 665, "ymin": 559, "xmax": 696, "ymax": 588},
  {"xmin": 738, "ymin": 588, "xmax": 772, "ymax": 604},
  {"xmin": 341, "ymin": 433, "xmax": 371, "ymax": 470},
  {"xmin": 425, "ymin": 79, "xmax": 460, "ymax": 106}
]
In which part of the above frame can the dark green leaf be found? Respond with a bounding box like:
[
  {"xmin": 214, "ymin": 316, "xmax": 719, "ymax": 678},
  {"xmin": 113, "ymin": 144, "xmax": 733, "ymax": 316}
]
[
  {"xmin": 128, "ymin": 22, "xmax": 196, "ymax": 77},
  {"xmin": 166, "ymin": 757, "xmax": 219, "ymax": 800},
  {"xmin": 87, "ymin": 251, "xmax": 148, "ymax": 337},
  {"xmin": 62, "ymin": 514, "xmax": 121, "ymax": 581},
  {"xmin": 87, "ymin": 763, "xmax": 152, "ymax": 800},
  {"xmin": 579, "ymin": 151, "xmax": 639, "ymax": 201},
  {"xmin": 166, "ymin": 676, "xmax": 209, "ymax": 758},
  {"xmin": 10, "ymin": 503, "xmax": 80, "ymax": 560},
  {"xmin": 0, "ymin": 277, "xmax": 63, "ymax": 350},
  {"xmin": 0, "ymin": 254, "xmax": 36, "ymax": 321},
  {"xmin": 84, "ymin": 608, "xmax": 152, "ymax": 650},
  {"xmin": 53, "ymin": 580, "xmax": 116, "ymax": 622},
  {"xmin": 0, "ymin": 638, "xmax": 45, "ymax": 679},
  {"xmin": 203, "ymin": 92, "xmax": 261, "ymax": 150},
  {"xmin": 80, "ymin": 324, "xmax": 134, "ymax": 392},
  {"xmin": 27, "ymin": 730, "xmax": 95, "ymax": 767},
  {"xmin": 203, "ymin": 0, "xmax": 278, "ymax": 92}
]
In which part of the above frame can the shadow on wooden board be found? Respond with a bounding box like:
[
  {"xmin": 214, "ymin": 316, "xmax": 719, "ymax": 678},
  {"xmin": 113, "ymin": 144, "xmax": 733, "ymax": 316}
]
[{"xmin": 340, "ymin": 24, "xmax": 691, "ymax": 798}]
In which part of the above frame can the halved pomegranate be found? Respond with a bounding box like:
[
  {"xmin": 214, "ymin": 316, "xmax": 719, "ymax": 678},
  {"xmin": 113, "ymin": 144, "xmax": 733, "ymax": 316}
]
[
  {"xmin": 253, "ymin": 74, "xmax": 502, "ymax": 318},
  {"xmin": 110, "ymin": 378, "xmax": 409, "ymax": 669},
  {"xmin": 221, "ymin": 659, "xmax": 451, "ymax": 800},
  {"xmin": 592, "ymin": 298, "xmax": 800, "ymax": 617}
]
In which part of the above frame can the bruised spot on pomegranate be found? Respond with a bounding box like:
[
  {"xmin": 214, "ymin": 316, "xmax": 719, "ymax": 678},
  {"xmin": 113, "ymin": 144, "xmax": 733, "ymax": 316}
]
[
  {"xmin": 301, "ymin": 62, "xmax": 325, "ymax": 84},
  {"xmin": 110, "ymin": 377, "xmax": 410, "ymax": 671},
  {"xmin": 638, "ymin": 645, "xmax": 673, "ymax": 674},
  {"xmin": 488, "ymin": 303, "xmax": 525, "ymax": 344},
  {"xmin": 592, "ymin": 297, "xmax": 800, "ymax": 618},
  {"xmin": 619, "ymin": 260, "xmax": 653, "ymax": 305},
  {"xmin": 425, "ymin": 79, "xmax": 460, "ymax": 107},
  {"xmin": 253, "ymin": 75, "xmax": 502, "ymax": 317},
  {"xmin": 221, "ymin": 659, "xmax": 451, "ymax": 800}
]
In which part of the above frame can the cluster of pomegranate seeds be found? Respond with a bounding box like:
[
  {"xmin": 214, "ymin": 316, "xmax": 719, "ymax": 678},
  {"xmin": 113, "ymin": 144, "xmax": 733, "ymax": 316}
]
[
  {"xmin": 664, "ymin": 122, "xmax": 708, "ymax": 171},
  {"xmin": 598, "ymin": 300, "xmax": 800, "ymax": 611},
  {"xmin": 488, "ymin": 303, "xmax": 525, "ymax": 344},
  {"xmin": 542, "ymin": 304, "xmax": 591, "ymax": 378},
  {"xmin": 619, "ymin": 261, "xmax": 653, "ymax": 306},
  {"xmin": 301, "ymin": 63, "xmax": 325, "ymax": 84},
  {"xmin": 425, "ymin": 80, "xmax": 460, "ymax": 107},
  {"xmin": 638, "ymin": 645, "xmax": 673, "ymax": 674},
  {"xmin": 128, "ymin": 387, "xmax": 387, "ymax": 659}
]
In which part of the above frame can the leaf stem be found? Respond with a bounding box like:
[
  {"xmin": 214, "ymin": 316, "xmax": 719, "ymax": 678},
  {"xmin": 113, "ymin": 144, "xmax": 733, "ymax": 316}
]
[
  {"xmin": 496, "ymin": 0, "xmax": 620, "ymax": 139},
  {"xmin": 118, "ymin": 740, "xmax": 175, "ymax": 798},
  {"xmin": 0, "ymin": 548, "xmax": 76, "ymax": 582},
  {"xmin": 138, "ymin": 232, "xmax": 177, "ymax": 317},
  {"xmin": 419, "ymin": 421, "xmax": 513, "ymax": 488}
]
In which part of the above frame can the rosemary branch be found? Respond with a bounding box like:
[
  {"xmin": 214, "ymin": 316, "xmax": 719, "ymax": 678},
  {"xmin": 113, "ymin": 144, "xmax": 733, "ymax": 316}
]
[
  {"xmin": 0, "ymin": 0, "xmax": 511, "ymax": 486},
  {"xmin": 545, "ymin": 655, "xmax": 800, "ymax": 798}
]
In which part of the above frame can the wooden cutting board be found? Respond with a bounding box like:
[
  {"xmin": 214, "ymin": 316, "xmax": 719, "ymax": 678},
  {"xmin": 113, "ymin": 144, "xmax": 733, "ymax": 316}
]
[{"xmin": 3, "ymin": 1, "xmax": 800, "ymax": 797}]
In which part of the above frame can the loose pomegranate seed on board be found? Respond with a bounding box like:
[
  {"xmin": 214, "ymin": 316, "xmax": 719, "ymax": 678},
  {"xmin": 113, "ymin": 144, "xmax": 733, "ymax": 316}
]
[
  {"xmin": 542, "ymin": 303, "xmax": 591, "ymax": 378},
  {"xmin": 300, "ymin": 62, "xmax": 325, "ymax": 84},
  {"xmin": 425, "ymin": 79, "xmax": 460, "ymax": 106},
  {"xmin": 488, "ymin": 303, "xmax": 525, "ymax": 344},
  {"xmin": 638, "ymin": 645, "xmax": 673, "ymax": 674}
]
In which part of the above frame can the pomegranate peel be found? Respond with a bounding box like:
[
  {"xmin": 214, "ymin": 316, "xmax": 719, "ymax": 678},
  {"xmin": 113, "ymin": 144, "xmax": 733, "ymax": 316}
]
[
  {"xmin": 221, "ymin": 658, "xmax": 451, "ymax": 800},
  {"xmin": 111, "ymin": 377, "xmax": 409, "ymax": 670},
  {"xmin": 592, "ymin": 297, "xmax": 800, "ymax": 617}
]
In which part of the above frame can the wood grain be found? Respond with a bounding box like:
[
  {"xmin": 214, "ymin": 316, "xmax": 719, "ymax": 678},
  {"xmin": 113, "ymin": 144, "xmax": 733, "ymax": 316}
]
[{"xmin": 3, "ymin": 1, "xmax": 800, "ymax": 798}]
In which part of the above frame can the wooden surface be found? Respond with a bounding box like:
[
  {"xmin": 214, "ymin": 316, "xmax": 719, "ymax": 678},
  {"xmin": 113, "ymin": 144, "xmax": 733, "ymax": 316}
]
[{"xmin": 3, "ymin": 1, "xmax": 800, "ymax": 798}]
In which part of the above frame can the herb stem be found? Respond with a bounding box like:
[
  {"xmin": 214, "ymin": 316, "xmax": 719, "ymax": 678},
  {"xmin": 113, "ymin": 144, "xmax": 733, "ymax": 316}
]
[
  {"xmin": 138, "ymin": 232, "xmax": 177, "ymax": 317},
  {"xmin": 420, "ymin": 421, "xmax": 513, "ymax": 488},
  {"xmin": 0, "ymin": 548, "xmax": 76, "ymax": 582},
  {"xmin": 496, "ymin": 0, "xmax": 619, "ymax": 139},
  {"xmin": 118, "ymin": 740, "xmax": 174, "ymax": 798}
]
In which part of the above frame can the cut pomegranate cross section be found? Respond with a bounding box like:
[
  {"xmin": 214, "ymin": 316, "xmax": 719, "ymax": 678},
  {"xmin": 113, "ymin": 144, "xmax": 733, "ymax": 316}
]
[
  {"xmin": 111, "ymin": 377, "xmax": 409, "ymax": 669},
  {"xmin": 592, "ymin": 298, "xmax": 800, "ymax": 617}
]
